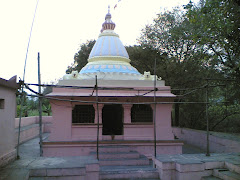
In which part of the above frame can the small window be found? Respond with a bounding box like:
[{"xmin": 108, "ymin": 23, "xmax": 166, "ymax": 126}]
[
  {"xmin": 0, "ymin": 99, "xmax": 4, "ymax": 109},
  {"xmin": 131, "ymin": 104, "xmax": 153, "ymax": 123},
  {"xmin": 72, "ymin": 105, "xmax": 95, "ymax": 124}
]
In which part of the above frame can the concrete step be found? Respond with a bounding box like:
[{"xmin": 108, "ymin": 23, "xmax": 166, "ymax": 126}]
[
  {"xmin": 99, "ymin": 145, "xmax": 131, "ymax": 153},
  {"xmin": 29, "ymin": 167, "xmax": 86, "ymax": 177},
  {"xmin": 28, "ymin": 176, "xmax": 84, "ymax": 180},
  {"xmin": 101, "ymin": 179, "xmax": 160, "ymax": 180},
  {"xmin": 0, "ymin": 168, "xmax": 29, "ymax": 180},
  {"xmin": 99, "ymin": 155, "xmax": 150, "ymax": 166},
  {"xmin": 201, "ymin": 175, "xmax": 222, "ymax": 180},
  {"xmin": 225, "ymin": 162, "xmax": 240, "ymax": 174},
  {"xmin": 100, "ymin": 165, "xmax": 159, "ymax": 180},
  {"xmin": 90, "ymin": 151, "xmax": 140, "ymax": 159},
  {"xmin": 214, "ymin": 168, "xmax": 240, "ymax": 180}
]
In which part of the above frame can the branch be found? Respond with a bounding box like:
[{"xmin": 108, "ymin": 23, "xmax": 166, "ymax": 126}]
[
  {"xmin": 209, "ymin": 44, "xmax": 225, "ymax": 65},
  {"xmin": 210, "ymin": 111, "xmax": 240, "ymax": 131}
]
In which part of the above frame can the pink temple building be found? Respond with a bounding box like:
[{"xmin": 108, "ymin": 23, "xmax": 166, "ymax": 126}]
[{"xmin": 43, "ymin": 10, "xmax": 183, "ymax": 158}]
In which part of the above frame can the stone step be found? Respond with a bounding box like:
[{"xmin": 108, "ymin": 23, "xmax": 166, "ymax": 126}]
[
  {"xmin": 29, "ymin": 167, "xmax": 86, "ymax": 177},
  {"xmin": 29, "ymin": 176, "xmax": 84, "ymax": 180},
  {"xmin": 0, "ymin": 168, "xmax": 29, "ymax": 180},
  {"xmin": 201, "ymin": 175, "xmax": 222, "ymax": 180},
  {"xmin": 225, "ymin": 162, "xmax": 240, "ymax": 174},
  {"xmin": 100, "ymin": 165, "xmax": 159, "ymax": 180},
  {"xmin": 102, "ymin": 179, "xmax": 160, "ymax": 180},
  {"xmin": 214, "ymin": 168, "xmax": 240, "ymax": 180},
  {"xmin": 90, "ymin": 151, "xmax": 140, "ymax": 159},
  {"xmin": 99, "ymin": 155, "xmax": 150, "ymax": 166},
  {"xmin": 99, "ymin": 145, "xmax": 131, "ymax": 153}
]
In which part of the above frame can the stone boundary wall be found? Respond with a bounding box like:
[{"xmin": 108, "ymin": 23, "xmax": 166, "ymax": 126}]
[
  {"xmin": 0, "ymin": 149, "xmax": 17, "ymax": 168},
  {"xmin": 15, "ymin": 116, "xmax": 52, "ymax": 145},
  {"xmin": 172, "ymin": 127, "xmax": 240, "ymax": 153}
]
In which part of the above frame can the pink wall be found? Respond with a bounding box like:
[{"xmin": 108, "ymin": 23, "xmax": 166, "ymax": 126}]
[
  {"xmin": 155, "ymin": 104, "xmax": 174, "ymax": 140},
  {"xmin": 15, "ymin": 116, "xmax": 37, "ymax": 128},
  {"xmin": 124, "ymin": 124, "xmax": 154, "ymax": 140},
  {"xmin": 0, "ymin": 86, "xmax": 17, "ymax": 167},
  {"xmin": 14, "ymin": 116, "xmax": 53, "ymax": 145},
  {"xmin": 49, "ymin": 97, "xmax": 175, "ymax": 142},
  {"xmin": 49, "ymin": 100, "xmax": 72, "ymax": 141},
  {"xmin": 15, "ymin": 116, "xmax": 52, "ymax": 129},
  {"xmin": 15, "ymin": 125, "xmax": 41, "ymax": 145},
  {"xmin": 72, "ymin": 125, "xmax": 103, "ymax": 141}
]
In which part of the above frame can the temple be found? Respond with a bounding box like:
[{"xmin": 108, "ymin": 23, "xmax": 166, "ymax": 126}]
[{"xmin": 43, "ymin": 9, "xmax": 183, "ymax": 157}]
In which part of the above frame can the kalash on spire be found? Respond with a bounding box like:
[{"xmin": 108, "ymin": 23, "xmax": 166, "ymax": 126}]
[
  {"xmin": 101, "ymin": 6, "xmax": 116, "ymax": 32},
  {"xmin": 63, "ymin": 7, "xmax": 159, "ymax": 81}
]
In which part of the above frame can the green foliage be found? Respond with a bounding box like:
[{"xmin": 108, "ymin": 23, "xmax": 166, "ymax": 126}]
[
  {"xmin": 185, "ymin": 0, "xmax": 240, "ymax": 84},
  {"xmin": 66, "ymin": 40, "xmax": 96, "ymax": 74},
  {"xmin": 16, "ymin": 89, "xmax": 52, "ymax": 117}
]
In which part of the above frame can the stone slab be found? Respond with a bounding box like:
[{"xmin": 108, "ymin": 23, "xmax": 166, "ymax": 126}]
[
  {"xmin": 214, "ymin": 169, "xmax": 240, "ymax": 180},
  {"xmin": 201, "ymin": 176, "xmax": 222, "ymax": 180},
  {"xmin": 176, "ymin": 170, "xmax": 212, "ymax": 180},
  {"xmin": 225, "ymin": 161, "xmax": 240, "ymax": 174},
  {"xmin": 28, "ymin": 156, "xmax": 98, "ymax": 169},
  {"xmin": 0, "ymin": 168, "xmax": 29, "ymax": 180},
  {"xmin": 205, "ymin": 161, "xmax": 225, "ymax": 170},
  {"xmin": 176, "ymin": 160, "xmax": 204, "ymax": 172}
]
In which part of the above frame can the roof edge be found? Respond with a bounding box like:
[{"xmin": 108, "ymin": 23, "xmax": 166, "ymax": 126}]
[{"xmin": 0, "ymin": 76, "xmax": 20, "ymax": 90}]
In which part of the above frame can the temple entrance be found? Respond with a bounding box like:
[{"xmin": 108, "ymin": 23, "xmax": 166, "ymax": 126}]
[{"xmin": 102, "ymin": 104, "xmax": 123, "ymax": 135}]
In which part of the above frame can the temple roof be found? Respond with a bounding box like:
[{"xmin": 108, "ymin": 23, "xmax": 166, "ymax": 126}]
[
  {"xmin": 76, "ymin": 9, "xmax": 141, "ymax": 80},
  {"xmin": 63, "ymin": 8, "xmax": 160, "ymax": 81}
]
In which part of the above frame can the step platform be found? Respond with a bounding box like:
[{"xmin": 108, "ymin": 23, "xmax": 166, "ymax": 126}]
[{"xmin": 100, "ymin": 165, "xmax": 159, "ymax": 180}]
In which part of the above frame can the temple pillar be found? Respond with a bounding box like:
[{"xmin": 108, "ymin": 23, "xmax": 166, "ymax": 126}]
[
  {"xmin": 151, "ymin": 104, "xmax": 174, "ymax": 140},
  {"xmin": 49, "ymin": 100, "xmax": 72, "ymax": 141},
  {"xmin": 122, "ymin": 104, "xmax": 132, "ymax": 124},
  {"xmin": 93, "ymin": 104, "xmax": 104, "ymax": 124}
]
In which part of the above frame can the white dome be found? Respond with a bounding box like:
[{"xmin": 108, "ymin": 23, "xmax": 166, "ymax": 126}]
[{"xmin": 89, "ymin": 30, "xmax": 129, "ymax": 59}]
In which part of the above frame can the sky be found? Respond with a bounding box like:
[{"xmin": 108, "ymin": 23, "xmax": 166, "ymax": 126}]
[{"xmin": 0, "ymin": 0, "xmax": 198, "ymax": 85}]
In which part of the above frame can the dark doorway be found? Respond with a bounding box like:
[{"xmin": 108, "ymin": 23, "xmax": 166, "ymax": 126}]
[{"xmin": 102, "ymin": 104, "xmax": 123, "ymax": 135}]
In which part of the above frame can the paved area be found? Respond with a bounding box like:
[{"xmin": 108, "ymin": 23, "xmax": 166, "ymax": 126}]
[
  {"xmin": 0, "ymin": 134, "xmax": 226, "ymax": 180},
  {"xmin": 156, "ymin": 153, "xmax": 240, "ymax": 164},
  {"xmin": 182, "ymin": 143, "xmax": 206, "ymax": 154},
  {"xmin": 0, "ymin": 134, "xmax": 97, "ymax": 180},
  {"xmin": 209, "ymin": 131, "xmax": 240, "ymax": 142},
  {"xmin": 155, "ymin": 153, "xmax": 240, "ymax": 180}
]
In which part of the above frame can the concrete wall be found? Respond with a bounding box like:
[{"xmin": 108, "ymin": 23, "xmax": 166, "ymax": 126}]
[
  {"xmin": 172, "ymin": 127, "xmax": 240, "ymax": 153},
  {"xmin": 15, "ymin": 116, "xmax": 52, "ymax": 133},
  {"xmin": 15, "ymin": 116, "xmax": 52, "ymax": 145},
  {"xmin": 49, "ymin": 99, "xmax": 175, "ymax": 142},
  {"xmin": 0, "ymin": 86, "xmax": 17, "ymax": 167}
]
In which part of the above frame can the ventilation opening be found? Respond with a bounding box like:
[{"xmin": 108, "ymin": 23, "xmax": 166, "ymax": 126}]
[
  {"xmin": 131, "ymin": 104, "xmax": 153, "ymax": 123},
  {"xmin": 72, "ymin": 105, "xmax": 95, "ymax": 124},
  {"xmin": 0, "ymin": 99, "xmax": 4, "ymax": 109}
]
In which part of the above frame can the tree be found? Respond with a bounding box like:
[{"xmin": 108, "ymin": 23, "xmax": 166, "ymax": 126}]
[
  {"xmin": 136, "ymin": 5, "xmax": 240, "ymax": 131},
  {"xmin": 16, "ymin": 88, "xmax": 52, "ymax": 117},
  {"xmin": 183, "ymin": 0, "xmax": 240, "ymax": 132},
  {"xmin": 66, "ymin": 40, "xmax": 96, "ymax": 74},
  {"xmin": 185, "ymin": 0, "xmax": 240, "ymax": 83}
]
